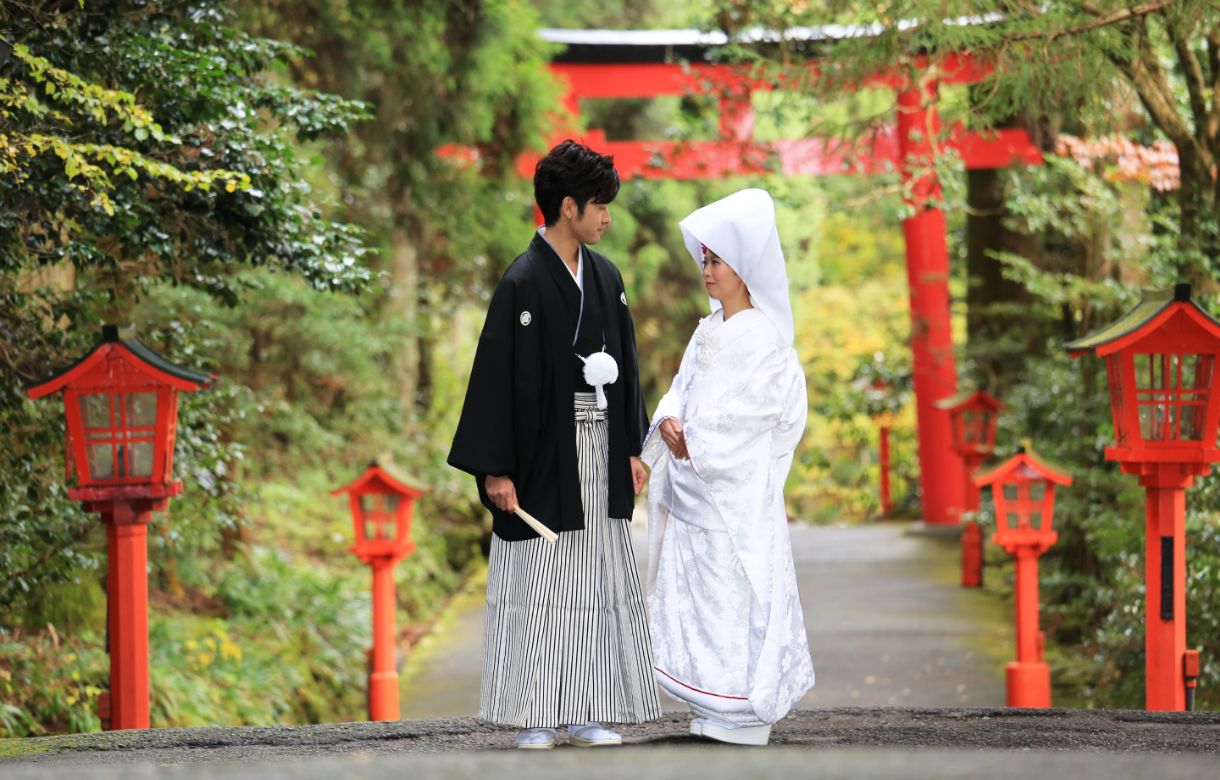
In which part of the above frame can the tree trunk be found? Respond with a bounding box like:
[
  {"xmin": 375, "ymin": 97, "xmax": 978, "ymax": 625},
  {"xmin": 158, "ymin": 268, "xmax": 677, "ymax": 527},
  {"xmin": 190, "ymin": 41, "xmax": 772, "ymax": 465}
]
[
  {"xmin": 965, "ymin": 167, "xmax": 1032, "ymax": 389},
  {"xmin": 389, "ymin": 224, "xmax": 419, "ymax": 424},
  {"xmin": 416, "ymin": 281, "xmax": 434, "ymax": 414}
]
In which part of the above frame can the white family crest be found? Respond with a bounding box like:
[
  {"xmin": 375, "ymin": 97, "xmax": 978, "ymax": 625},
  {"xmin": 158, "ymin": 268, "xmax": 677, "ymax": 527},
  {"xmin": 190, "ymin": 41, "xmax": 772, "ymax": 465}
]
[
  {"xmin": 519, "ymin": 311, "xmax": 532, "ymax": 326},
  {"xmin": 620, "ymin": 292, "xmax": 628, "ymax": 305}
]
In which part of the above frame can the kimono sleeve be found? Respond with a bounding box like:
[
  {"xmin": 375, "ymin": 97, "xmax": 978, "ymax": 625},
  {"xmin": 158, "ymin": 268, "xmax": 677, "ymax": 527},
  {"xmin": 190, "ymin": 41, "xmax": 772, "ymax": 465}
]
[
  {"xmin": 681, "ymin": 346, "xmax": 791, "ymax": 491},
  {"xmin": 447, "ymin": 277, "xmax": 518, "ymax": 479},
  {"xmin": 770, "ymin": 352, "xmax": 808, "ymax": 479},
  {"xmin": 615, "ymin": 268, "xmax": 649, "ymax": 456},
  {"xmin": 641, "ymin": 328, "xmax": 698, "ymax": 468}
]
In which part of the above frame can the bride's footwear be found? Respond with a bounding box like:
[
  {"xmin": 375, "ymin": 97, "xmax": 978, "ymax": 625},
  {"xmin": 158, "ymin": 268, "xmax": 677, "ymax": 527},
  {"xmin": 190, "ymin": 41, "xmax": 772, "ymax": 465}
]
[{"xmin": 696, "ymin": 718, "xmax": 771, "ymax": 746}]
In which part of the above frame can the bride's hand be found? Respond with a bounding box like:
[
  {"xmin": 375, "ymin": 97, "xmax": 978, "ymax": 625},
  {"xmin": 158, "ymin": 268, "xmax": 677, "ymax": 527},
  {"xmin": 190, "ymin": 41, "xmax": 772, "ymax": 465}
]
[{"xmin": 660, "ymin": 418, "xmax": 689, "ymax": 460}]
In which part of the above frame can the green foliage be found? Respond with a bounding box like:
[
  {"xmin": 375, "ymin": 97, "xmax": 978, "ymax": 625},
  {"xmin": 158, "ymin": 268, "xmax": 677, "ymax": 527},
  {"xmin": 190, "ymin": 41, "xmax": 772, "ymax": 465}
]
[
  {"xmin": 2, "ymin": 0, "xmax": 534, "ymax": 736},
  {"xmin": 0, "ymin": 1, "xmax": 371, "ymax": 299},
  {"xmin": 0, "ymin": 0, "xmax": 374, "ymax": 617}
]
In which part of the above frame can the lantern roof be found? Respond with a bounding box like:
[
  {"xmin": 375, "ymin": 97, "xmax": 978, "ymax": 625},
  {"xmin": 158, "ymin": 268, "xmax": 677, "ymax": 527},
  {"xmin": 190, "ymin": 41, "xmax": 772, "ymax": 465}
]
[
  {"xmin": 1065, "ymin": 283, "xmax": 1220, "ymax": 357},
  {"xmin": 331, "ymin": 456, "xmax": 429, "ymax": 499},
  {"xmin": 974, "ymin": 447, "xmax": 1073, "ymax": 488},
  {"xmin": 934, "ymin": 388, "xmax": 1002, "ymax": 413},
  {"xmin": 27, "ymin": 325, "xmax": 214, "ymax": 399}
]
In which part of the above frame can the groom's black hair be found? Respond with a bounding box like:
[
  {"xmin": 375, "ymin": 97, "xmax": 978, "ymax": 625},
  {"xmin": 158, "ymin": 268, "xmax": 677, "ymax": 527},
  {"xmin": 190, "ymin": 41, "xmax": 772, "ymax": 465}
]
[{"xmin": 534, "ymin": 139, "xmax": 620, "ymax": 227}]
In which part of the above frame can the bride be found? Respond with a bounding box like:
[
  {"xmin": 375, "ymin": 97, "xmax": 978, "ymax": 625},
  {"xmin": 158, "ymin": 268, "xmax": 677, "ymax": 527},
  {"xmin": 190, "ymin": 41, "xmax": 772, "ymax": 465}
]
[{"xmin": 643, "ymin": 188, "xmax": 815, "ymax": 746}]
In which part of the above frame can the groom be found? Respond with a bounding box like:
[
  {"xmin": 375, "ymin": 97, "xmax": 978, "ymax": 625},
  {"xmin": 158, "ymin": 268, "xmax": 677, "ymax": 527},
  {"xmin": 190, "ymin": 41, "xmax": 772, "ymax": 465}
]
[{"xmin": 448, "ymin": 139, "xmax": 660, "ymax": 749}]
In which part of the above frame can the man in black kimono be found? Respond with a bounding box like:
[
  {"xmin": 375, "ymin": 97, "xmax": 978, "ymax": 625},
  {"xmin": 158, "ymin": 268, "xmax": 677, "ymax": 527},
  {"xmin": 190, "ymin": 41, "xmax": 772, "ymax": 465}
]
[{"xmin": 448, "ymin": 140, "xmax": 661, "ymax": 749}]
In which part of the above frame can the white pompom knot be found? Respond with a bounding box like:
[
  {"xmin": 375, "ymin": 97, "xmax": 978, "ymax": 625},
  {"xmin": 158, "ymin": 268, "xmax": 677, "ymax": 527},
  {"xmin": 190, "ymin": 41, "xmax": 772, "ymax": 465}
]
[{"xmin": 579, "ymin": 350, "xmax": 619, "ymax": 409}]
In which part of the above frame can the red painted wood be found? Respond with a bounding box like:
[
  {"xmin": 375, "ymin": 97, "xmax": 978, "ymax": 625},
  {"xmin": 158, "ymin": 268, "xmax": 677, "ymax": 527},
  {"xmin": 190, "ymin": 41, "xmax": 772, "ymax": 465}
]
[
  {"xmin": 333, "ymin": 464, "xmax": 423, "ymax": 565},
  {"xmin": 977, "ymin": 450, "xmax": 1071, "ymax": 707},
  {"xmin": 103, "ymin": 502, "xmax": 153, "ymax": 730},
  {"xmin": 897, "ymin": 79, "xmax": 965, "ymax": 525},
  {"xmin": 878, "ymin": 424, "xmax": 892, "ymax": 515},
  {"xmin": 1007, "ymin": 548, "xmax": 1051, "ymax": 707},
  {"xmin": 1144, "ymin": 483, "xmax": 1186, "ymax": 710},
  {"xmin": 30, "ymin": 340, "xmax": 208, "ymax": 491},
  {"xmin": 505, "ymin": 126, "xmax": 1040, "ymax": 181},
  {"xmin": 960, "ymin": 520, "xmax": 984, "ymax": 588},
  {"xmin": 368, "ymin": 558, "xmax": 400, "ymax": 721}
]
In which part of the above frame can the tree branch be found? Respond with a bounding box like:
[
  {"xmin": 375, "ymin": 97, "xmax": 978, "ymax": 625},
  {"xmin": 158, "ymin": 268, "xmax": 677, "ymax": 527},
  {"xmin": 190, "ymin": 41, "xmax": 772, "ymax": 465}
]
[
  {"xmin": 1110, "ymin": 21, "xmax": 1196, "ymax": 152},
  {"xmin": 11, "ymin": 522, "xmax": 93, "ymax": 585},
  {"xmin": 1007, "ymin": 0, "xmax": 1176, "ymax": 42},
  {"xmin": 1160, "ymin": 7, "xmax": 1210, "ymax": 146},
  {"xmin": 1208, "ymin": 28, "xmax": 1220, "ymax": 150}
]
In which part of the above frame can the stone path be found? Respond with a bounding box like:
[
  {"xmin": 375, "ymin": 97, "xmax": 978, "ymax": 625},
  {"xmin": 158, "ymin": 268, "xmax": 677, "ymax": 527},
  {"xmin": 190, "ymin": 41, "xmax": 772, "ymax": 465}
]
[{"xmin": 399, "ymin": 519, "xmax": 1010, "ymax": 717}]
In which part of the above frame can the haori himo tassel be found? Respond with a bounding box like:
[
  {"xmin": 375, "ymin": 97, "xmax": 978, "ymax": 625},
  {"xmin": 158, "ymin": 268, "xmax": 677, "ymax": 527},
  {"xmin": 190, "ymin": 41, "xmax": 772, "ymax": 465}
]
[{"xmin": 579, "ymin": 349, "xmax": 618, "ymax": 409}]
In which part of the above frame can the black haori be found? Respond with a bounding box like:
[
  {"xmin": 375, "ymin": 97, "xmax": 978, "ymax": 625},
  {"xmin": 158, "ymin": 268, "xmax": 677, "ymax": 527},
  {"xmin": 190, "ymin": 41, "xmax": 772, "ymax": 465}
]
[{"xmin": 479, "ymin": 393, "xmax": 661, "ymax": 727}]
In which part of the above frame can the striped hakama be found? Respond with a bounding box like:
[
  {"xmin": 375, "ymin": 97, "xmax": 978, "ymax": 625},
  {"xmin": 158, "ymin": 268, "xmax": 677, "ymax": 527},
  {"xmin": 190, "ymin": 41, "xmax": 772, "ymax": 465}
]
[{"xmin": 480, "ymin": 393, "xmax": 662, "ymax": 728}]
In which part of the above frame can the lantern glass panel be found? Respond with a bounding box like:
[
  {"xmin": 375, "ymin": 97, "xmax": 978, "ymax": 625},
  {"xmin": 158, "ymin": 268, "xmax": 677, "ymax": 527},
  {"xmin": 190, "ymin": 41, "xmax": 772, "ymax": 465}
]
[
  {"xmin": 1105, "ymin": 356, "xmax": 1128, "ymax": 445},
  {"xmin": 358, "ymin": 494, "xmax": 397, "ymax": 541},
  {"xmin": 1133, "ymin": 354, "xmax": 1214, "ymax": 442},
  {"xmin": 1005, "ymin": 512, "xmax": 1019, "ymax": 530},
  {"xmin": 1002, "ymin": 484, "xmax": 1018, "ymax": 501},
  {"xmin": 1181, "ymin": 405, "xmax": 1204, "ymax": 441},
  {"xmin": 1029, "ymin": 482, "xmax": 1046, "ymax": 501},
  {"xmin": 363, "ymin": 519, "xmax": 394, "ymax": 540},
  {"xmin": 130, "ymin": 441, "xmax": 154, "ymax": 478},
  {"xmin": 1030, "ymin": 511, "xmax": 1043, "ymax": 530},
  {"xmin": 87, "ymin": 443, "xmax": 114, "ymax": 479},
  {"xmin": 126, "ymin": 392, "xmax": 157, "ymax": 427},
  {"xmin": 80, "ymin": 394, "xmax": 112, "ymax": 429}
]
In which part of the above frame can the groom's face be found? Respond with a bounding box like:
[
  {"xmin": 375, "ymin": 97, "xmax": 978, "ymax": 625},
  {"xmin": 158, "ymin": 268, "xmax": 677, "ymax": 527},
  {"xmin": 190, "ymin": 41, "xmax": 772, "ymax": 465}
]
[{"xmin": 566, "ymin": 197, "xmax": 611, "ymax": 245}]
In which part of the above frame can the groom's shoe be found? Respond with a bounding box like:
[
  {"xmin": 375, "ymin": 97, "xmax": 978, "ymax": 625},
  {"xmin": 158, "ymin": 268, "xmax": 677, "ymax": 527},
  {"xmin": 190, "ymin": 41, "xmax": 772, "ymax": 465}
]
[
  {"xmin": 567, "ymin": 721, "xmax": 622, "ymax": 747},
  {"xmin": 514, "ymin": 728, "xmax": 557, "ymax": 749}
]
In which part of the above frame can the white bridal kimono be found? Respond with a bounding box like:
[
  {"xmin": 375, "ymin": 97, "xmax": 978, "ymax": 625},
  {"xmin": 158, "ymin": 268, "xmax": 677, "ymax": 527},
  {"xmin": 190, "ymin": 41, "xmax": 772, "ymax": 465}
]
[{"xmin": 643, "ymin": 189, "xmax": 814, "ymax": 727}]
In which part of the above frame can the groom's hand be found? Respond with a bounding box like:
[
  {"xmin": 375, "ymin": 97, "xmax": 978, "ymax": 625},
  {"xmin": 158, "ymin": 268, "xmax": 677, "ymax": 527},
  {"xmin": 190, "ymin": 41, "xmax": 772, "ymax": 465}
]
[
  {"xmin": 485, "ymin": 474, "xmax": 517, "ymax": 512},
  {"xmin": 630, "ymin": 456, "xmax": 647, "ymax": 495}
]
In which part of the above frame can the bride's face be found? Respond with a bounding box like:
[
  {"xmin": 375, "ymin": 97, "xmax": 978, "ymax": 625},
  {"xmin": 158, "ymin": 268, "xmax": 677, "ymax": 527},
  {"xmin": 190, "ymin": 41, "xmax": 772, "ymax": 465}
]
[{"xmin": 701, "ymin": 249, "xmax": 747, "ymax": 303}]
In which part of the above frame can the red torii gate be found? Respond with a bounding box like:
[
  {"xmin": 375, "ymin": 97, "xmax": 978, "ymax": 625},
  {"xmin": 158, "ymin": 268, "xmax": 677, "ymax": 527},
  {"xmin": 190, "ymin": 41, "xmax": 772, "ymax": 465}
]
[{"xmin": 525, "ymin": 30, "xmax": 1044, "ymax": 525}]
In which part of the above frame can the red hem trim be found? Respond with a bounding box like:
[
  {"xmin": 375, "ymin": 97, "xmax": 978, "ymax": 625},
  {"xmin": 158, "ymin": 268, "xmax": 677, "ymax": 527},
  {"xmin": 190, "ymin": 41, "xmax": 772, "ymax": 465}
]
[{"xmin": 654, "ymin": 666, "xmax": 749, "ymax": 700}]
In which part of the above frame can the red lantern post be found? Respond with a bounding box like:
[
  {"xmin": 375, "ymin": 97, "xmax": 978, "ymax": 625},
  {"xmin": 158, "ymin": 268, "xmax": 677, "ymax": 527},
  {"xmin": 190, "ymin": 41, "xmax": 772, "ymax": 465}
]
[
  {"xmin": 332, "ymin": 459, "xmax": 426, "ymax": 722},
  {"xmin": 936, "ymin": 389, "xmax": 1002, "ymax": 587},
  {"xmin": 27, "ymin": 325, "xmax": 213, "ymax": 730},
  {"xmin": 870, "ymin": 378, "xmax": 896, "ymax": 516},
  {"xmin": 975, "ymin": 447, "xmax": 1072, "ymax": 708},
  {"xmin": 1066, "ymin": 283, "xmax": 1220, "ymax": 711}
]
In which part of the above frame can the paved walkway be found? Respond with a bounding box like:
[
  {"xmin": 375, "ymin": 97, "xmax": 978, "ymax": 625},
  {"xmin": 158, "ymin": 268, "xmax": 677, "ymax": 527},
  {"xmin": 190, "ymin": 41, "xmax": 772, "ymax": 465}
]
[
  {"xmin": 400, "ymin": 519, "xmax": 1010, "ymax": 718},
  {"xmin": 7, "ymin": 709, "xmax": 1219, "ymax": 776}
]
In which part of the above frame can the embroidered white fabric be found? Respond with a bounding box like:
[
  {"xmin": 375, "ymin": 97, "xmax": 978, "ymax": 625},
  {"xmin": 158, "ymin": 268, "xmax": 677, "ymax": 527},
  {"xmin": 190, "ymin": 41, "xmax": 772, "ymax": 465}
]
[{"xmin": 643, "ymin": 308, "xmax": 815, "ymax": 725}]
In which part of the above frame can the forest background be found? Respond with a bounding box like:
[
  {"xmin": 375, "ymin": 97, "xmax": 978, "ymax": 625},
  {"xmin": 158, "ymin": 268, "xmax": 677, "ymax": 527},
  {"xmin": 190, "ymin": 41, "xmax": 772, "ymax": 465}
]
[{"xmin": 2, "ymin": 0, "xmax": 1219, "ymax": 734}]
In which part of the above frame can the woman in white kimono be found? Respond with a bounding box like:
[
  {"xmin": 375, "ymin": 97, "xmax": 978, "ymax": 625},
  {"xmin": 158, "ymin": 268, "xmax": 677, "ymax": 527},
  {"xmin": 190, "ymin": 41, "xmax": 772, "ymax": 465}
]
[{"xmin": 642, "ymin": 188, "xmax": 814, "ymax": 746}]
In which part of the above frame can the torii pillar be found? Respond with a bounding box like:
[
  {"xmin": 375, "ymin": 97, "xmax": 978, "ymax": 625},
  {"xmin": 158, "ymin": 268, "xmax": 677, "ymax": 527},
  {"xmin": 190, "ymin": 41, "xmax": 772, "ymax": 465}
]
[{"xmin": 897, "ymin": 75, "xmax": 965, "ymax": 524}]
